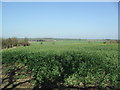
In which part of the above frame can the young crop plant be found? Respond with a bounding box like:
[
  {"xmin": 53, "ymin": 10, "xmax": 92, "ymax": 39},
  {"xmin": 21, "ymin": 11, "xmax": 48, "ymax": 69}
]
[{"xmin": 2, "ymin": 41, "xmax": 119, "ymax": 89}]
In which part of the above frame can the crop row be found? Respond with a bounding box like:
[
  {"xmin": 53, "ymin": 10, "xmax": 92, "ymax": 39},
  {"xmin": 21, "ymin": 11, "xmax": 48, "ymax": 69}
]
[{"xmin": 2, "ymin": 46, "xmax": 119, "ymax": 88}]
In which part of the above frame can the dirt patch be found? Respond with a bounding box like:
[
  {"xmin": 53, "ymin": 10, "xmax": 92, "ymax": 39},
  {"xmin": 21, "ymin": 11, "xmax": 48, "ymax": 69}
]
[{"xmin": 2, "ymin": 64, "xmax": 34, "ymax": 89}]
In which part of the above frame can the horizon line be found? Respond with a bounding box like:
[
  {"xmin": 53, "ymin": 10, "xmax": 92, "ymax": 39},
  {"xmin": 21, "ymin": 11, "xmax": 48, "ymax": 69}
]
[{"xmin": 0, "ymin": 37, "xmax": 118, "ymax": 40}]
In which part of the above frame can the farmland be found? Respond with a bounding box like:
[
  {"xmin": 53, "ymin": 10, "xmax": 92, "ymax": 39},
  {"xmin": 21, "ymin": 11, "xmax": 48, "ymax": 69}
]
[{"xmin": 2, "ymin": 39, "xmax": 119, "ymax": 89}]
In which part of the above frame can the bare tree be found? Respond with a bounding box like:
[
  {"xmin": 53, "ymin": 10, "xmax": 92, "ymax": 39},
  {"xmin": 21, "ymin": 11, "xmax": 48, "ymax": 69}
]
[{"xmin": 11, "ymin": 37, "xmax": 18, "ymax": 47}]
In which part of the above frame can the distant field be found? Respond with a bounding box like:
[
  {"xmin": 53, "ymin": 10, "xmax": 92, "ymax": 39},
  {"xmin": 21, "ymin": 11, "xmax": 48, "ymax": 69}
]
[{"xmin": 2, "ymin": 40, "xmax": 119, "ymax": 89}]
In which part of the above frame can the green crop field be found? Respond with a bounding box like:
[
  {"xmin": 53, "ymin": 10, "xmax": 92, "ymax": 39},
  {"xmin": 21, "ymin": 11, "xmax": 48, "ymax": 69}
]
[{"xmin": 2, "ymin": 40, "xmax": 119, "ymax": 89}]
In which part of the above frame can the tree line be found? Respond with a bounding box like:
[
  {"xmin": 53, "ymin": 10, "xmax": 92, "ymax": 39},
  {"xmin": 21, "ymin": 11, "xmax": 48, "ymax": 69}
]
[{"xmin": 2, "ymin": 37, "xmax": 30, "ymax": 49}]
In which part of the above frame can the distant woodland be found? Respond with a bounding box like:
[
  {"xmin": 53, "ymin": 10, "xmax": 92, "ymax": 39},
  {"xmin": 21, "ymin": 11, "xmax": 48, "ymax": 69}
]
[{"xmin": 2, "ymin": 37, "xmax": 30, "ymax": 49}]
